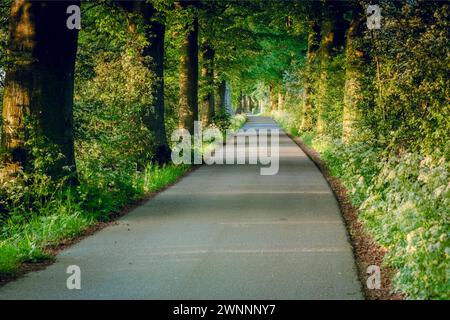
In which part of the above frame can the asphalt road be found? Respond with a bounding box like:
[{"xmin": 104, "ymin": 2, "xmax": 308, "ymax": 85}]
[{"xmin": 0, "ymin": 116, "xmax": 363, "ymax": 299}]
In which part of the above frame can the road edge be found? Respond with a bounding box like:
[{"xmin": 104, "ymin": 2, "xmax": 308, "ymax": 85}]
[
  {"xmin": 285, "ymin": 132, "xmax": 404, "ymax": 300},
  {"xmin": 0, "ymin": 164, "xmax": 201, "ymax": 288}
]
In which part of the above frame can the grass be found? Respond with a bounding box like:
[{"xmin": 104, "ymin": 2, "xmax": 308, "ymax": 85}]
[
  {"xmin": 0, "ymin": 163, "xmax": 190, "ymax": 275},
  {"xmin": 229, "ymin": 114, "xmax": 247, "ymax": 132}
]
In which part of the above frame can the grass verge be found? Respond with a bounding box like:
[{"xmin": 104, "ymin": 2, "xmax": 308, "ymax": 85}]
[{"xmin": 0, "ymin": 163, "xmax": 191, "ymax": 280}]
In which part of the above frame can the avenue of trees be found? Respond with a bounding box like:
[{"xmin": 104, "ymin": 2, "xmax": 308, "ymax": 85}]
[{"xmin": 0, "ymin": 1, "xmax": 448, "ymax": 299}]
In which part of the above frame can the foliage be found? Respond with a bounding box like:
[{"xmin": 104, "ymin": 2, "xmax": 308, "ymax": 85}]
[
  {"xmin": 360, "ymin": 153, "xmax": 449, "ymax": 299},
  {"xmin": 229, "ymin": 114, "xmax": 248, "ymax": 132},
  {"xmin": 212, "ymin": 110, "xmax": 231, "ymax": 133},
  {"xmin": 277, "ymin": 107, "xmax": 449, "ymax": 299},
  {"xmin": 272, "ymin": 1, "xmax": 449, "ymax": 299},
  {"xmin": 360, "ymin": 1, "xmax": 450, "ymax": 155}
]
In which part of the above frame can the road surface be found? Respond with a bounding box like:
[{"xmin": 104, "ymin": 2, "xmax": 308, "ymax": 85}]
[{"xmin": 0, "ymin": 116, "xmax": 363, "ymax": 299}]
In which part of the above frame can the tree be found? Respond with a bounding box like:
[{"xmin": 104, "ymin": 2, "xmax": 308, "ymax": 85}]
[
  {"xmin": 177, "ymin": 0, "xmax": 199, "ymax": 134},
  {"xmin": 300, "ymin": 18, "xmax": 321, "ymax": 132},
  {"xmin": 1, "ymin": 0, "xmax": 80, "ymax": 180},
  {"xmin": 200, "ymin": 43, "xmax": 215, "ymax": 126},
  {"xmin": 342, "ymin": 4, "xmax": 365, "ymax": 143},
  {"xmin": 117, "ymin": 0, "xmax": 171, "ymax": 164},
  {"xmin": 315, "ymin": 0, "xmax": 348, "ymax": 136}
]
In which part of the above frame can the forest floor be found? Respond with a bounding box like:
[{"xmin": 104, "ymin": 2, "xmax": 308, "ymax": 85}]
[{"xmin": 0, "ymin": 116, "xmax": 363, "ymax": 299}]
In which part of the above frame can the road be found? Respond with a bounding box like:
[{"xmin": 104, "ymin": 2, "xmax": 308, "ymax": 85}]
[{"xmin": 0, "ymin": 116, "xmax": 363, "ymax": 299}]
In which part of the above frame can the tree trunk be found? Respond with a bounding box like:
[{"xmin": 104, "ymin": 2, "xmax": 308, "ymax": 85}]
[
  {"xmin": 237, "ymin": 92, "xmax": 244, "ymax": 114},
  {"xmin": 178, "ymin": 2, "xmax": 199, "ymax": 134},
  {"xmin": 224, "ymin": 81, "xmax": 232, "ymax": 115},
  {"xmin": 300, "ymin": 20, "xmax": 321, "ymax": 132},
  {"xmin": 118, "ymin": 1, "xmax": 171, "ymax": 164},
  {"xmin": 200, "ymin": 43, "xmax": 215, "ymax": 126},
  {"xmin": 1, "ymin": 0, "xmax": 79, "ymax": 180},
  {"xmin": 316, "ymin": 1, "xmax": 347, "ymax": 136},
  {"xmin": 245, "ymin": 95, "xmax": 250, "ymax": 113},
  {"xmin": 269, "ymin": 85, "xmax": 278, "ymax": 111},
  {"xmin": 142, "ymin": 7, "xmax": 171, "ymax": 164},
  {"xmin": 316, "ymin": 18, "xmax": 335, "ymax": 135},
  {"xmin": 342, "ymin": 8, "xmax": 365, "ymax": 143},
  {"xmin": 278, "ymin": 92, "xmax": 284, "ymax": 110},
  {"xmin": 216, "ymin": 79, "xmax": 226, "ymax": 114}
]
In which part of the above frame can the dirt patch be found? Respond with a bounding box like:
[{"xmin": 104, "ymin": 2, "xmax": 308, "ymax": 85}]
[
  {"xmin": 287, "ymin": 133, "xmax": 404, "ymax": 300},
  {"xmin": 0, "ymin": 165, "xmax": 199, "ymax": 288}
]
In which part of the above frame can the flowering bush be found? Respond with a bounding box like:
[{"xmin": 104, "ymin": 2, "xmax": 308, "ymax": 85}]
[
  {"xmin": 360, "ymin": 154, "xmax": 449, "ymax": 299},
  {"xmin": 322, "ymin": 140, "xmax": 449, "ymax": 299}
]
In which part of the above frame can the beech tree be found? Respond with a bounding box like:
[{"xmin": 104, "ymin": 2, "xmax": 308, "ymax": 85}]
[
  {"xmin": 300, "ymin": 17, "xmax": 321, "ymax": 132},
  {"xmin": 342, "ymin": 4, "xmax": 365, "ymax": 142},
  {"xmin": 1, "ymin": 0, "xmax": 80, "ymax": 179},
  {"xmin": 315, "ymin": 0, "xmax": 347, "ymax": 135},
  {"xmin": 117, "ymin": 0, "xmax": 171, "ymax": 164},
  {"xmin": 177, "ymin": 0, "xmax": 199, "ymax": 134}
]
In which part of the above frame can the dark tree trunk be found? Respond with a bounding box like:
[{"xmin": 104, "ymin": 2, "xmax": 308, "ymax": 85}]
[
  {"xmin": 118, "ymin": 1, "xmax": 171, "ymax": 164},
  {"xmin": 216, "ymin": 79, "xmax": 226, "ymax": 114},
  {"xmin": 178, "ymin": 1, "xmax": 199, "ymax": 134},
  {"xmin": 237, "ymin": 91, "xmax": 244, "ymax": 114},
  {"xmin": 200, "ymin": 44, "xmax": 215, "ymax": 126},
  {"xmin": 1, "ymin": 0, "xmax": 79, "ymax": 180},
  {"xmin": 142, "ymin": 6, "xmax": 171, "ymax": 164},
  {"xmin": 249, "ymin": 96, "xmax": 254, "ymax": 113}
]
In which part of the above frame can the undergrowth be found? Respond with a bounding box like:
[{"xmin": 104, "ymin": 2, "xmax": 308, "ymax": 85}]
[{"xmin": 273, "ymin": 111, "xmax": 449, "ymax": 300}]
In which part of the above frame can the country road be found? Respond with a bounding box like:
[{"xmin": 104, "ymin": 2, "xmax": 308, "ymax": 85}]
[{"xmin": 0, "ymin": 116, "xmax": 363, "ymax": 300}]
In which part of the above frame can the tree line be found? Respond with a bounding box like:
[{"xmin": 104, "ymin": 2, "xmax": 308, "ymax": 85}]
[{"xmin": 0, "ymin": 0, "xmax": 270, "ymax": 181}]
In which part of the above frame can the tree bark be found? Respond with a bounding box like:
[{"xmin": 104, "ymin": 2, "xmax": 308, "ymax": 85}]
[
  {"xmin": 1, "ymin": 0, "xmax": 79, "ymax": 180},
  {"xmin": 342, "ymin": 7, "xmax": 365, "ymax": 143},
  {"xmin": 269, "ymin": 85, "xmax": 278, "ymax": 111},
  {"xmin": 300, "ymin": 20, "xmax": 321, "ymax": 132},
  {"xmin": 278, "ymin": 92, "xmax": 284, "ymax": 111},
  {"xmin": 237, "ymin": 91, "xmax": 244, "ymax": 114},
  {"xmin": 117, "ymin": 1, "xmax": 171, "ymax": 164},
  {"xmin": 178, "ymin": 1, "xmax": 199, "ymax": 134},
  {"xmin": 316, "ymin": 1, "xmax": 347, "ymax": 136},
  {"xmin": 316, "ymin": 18, "xmax": 335, "ymax": 135},
  {"xmin": 216, "ymin": 79, "xmax": 226, "ymax": 114},
  {"xmin": 200, "ymin": 43, "xmax": 215, "ymax": 126},
  {"xmin": 142, "ymin": 7, "xmax": 171, "ymax": 164}
]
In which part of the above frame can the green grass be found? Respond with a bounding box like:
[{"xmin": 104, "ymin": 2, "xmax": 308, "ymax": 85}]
[
  {"xmin": 0, "ymin": 163, "xmax": 190, "ymax": 275},
  {"xmin": 229, "ymin": 114, "xmax": 247, "ymax": 132}
]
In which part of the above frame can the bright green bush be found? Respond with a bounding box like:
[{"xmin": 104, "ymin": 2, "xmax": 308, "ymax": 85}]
[
  {"xmin": 360, "ymin": 153, "xmax": 449, "ymax": 299},
  {"xmin": 314, "ymin": 137, "xmax": 449, "ymax": 299},
  {"xmin": 275, "ymin": 109, "xmax": 449, "ymax": 299},
  {"xmin": 229, "ymin": 114, "xmax": 248, "ymax": 132}
]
